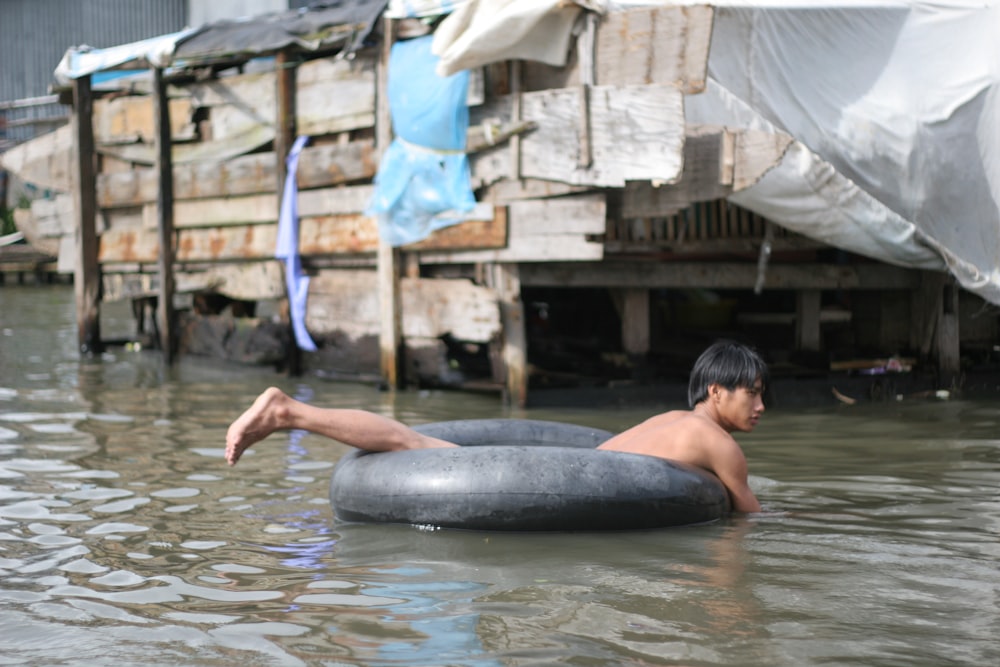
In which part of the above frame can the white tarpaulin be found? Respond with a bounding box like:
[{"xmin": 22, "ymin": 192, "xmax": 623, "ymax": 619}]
[
  {"xmin": 654, "ymin": 0, "xmax": 1000, "ymax": 305},
  {"xmin": 431, "ymin": 0, "xmax": 606, "ymax": 76}
]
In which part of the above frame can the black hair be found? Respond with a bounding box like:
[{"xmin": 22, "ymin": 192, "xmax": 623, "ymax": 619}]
[{"xmin": 687, "ymin": 340, "xmax": 769, "ymax": 408}]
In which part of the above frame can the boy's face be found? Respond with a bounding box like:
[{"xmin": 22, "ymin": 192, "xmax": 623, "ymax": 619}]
[{"xmin": 714, "ymin": 378, "xmax": 765, "ymax": 432}]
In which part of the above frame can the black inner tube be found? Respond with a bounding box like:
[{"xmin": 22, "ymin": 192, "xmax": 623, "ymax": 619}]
[{"xmin": 330, "ymin": 419, "xmax": 731, "ymax": 531}]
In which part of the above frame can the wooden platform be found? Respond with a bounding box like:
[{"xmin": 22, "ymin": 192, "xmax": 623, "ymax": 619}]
[{"xmin": 0, "ymin": 241, "xmax": 61, "ymax": 284}]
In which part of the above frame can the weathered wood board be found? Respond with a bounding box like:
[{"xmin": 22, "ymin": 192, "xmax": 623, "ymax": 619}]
[
  {"xmin": 97, "ymin": 140, "xmax": 377, "ymax": 208},
  {"xmin": 478, "ymin": 178, "xmax": 590, "ymax": 204},
  {"xmin": 187, "ymin": 70, "xmax": 275, "ymax": 142},
  {"xmin": 471, "ymin": 85, "xmax": 684, "ymax": 188},
  {"xmin": 522, "ymin": 84, "xmax": 684, "ymax": 187},
  {"xmin": 308, "ymin": 270, "xmax": 500, "ymax": 343},
  {"xmin": 298, "ymin": 185, "xmax": 374, "ymax": 217},
  {"xmin": 522, "ymin": 5, "xmax": 713, "ymax": 93},
  {"xmin": 13, "ymin": 208, "xmax": 60, "ymax": 257},
  {"xmin": 621, "ymin": 127, "xmax": 794, "ymax": 218},
  {"xmin": 102, "ymin": 260, "xmax": 286, "ymax": 302},
  {"xmin": 519, "ymin": 261, "xmax": 919, "ymax": 290},
  {"xmin": 145, "ymin": 193, "xmax": 279, "ymax": 229},
  {"xmin": 593, "ymin": 5, "xmax": 713, "ymax": 93},
  {"xmin": 296, "ymin": 55, "xmax": 377, "ymax": 136},
  {"xmin": 11, "ymin": 195, "xmax": 74, "ymax": 263},
  {"xmin": 98, "ymin": 203, "xmax": 508, "ymax": 263},
  {"xmin": 0, "ymin": 124, "xmax": 73, "ymax": 192},
  {"xmin": 731, "ymin": 129, "xmax": 794, "ymax": 191},
  {"xmin": 93, "ymin": 95, "xmax": 195, "ymax": 145},
  {"xmin": 296, "ymin": 140, "xmax": 378, "ymax": 189},
  {"xmin": 418, "ymin": 193, "xmax": 605, "ymax": 264},
  {"xmin": 97, "ymin": 124, "xmax": 274, "ymax": 166}
]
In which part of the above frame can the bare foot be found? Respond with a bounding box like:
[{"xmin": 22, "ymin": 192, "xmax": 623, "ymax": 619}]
[{"xmin": 225, "ymin": 387, "xmax": 290, "ymax": 465}]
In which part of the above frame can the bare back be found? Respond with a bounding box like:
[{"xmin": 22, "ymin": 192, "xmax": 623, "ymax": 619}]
[{"xmin": 597, "ymin": 409, "xmax": 760, "ymax": 512}]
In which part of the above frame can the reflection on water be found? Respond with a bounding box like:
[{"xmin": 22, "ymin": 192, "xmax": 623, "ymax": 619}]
[{"xmin": 1, "ymin": 285, "xmax": 999, "ymax": 666}]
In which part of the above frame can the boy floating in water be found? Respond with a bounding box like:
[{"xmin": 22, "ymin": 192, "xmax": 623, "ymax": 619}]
[{"xmin": 226, "ymin": 340, "xmax": 766, "ymax": 512}]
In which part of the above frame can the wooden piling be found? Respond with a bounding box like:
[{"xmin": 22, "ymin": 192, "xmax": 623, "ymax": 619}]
[
  {"xmin": 153, "ymin": 68, "xmax": 177, "ymax": 362},
  {"xmin": 492, "ymin": 263, "xmax": 527, "ymax": 408},
  {"xmin": 376, "ymin": 17, "xmax": 403, "ymax": 389},
  {"xmin": 616, "ymin": 287, "xmax": 650, "ymax": 357},
  {"xmin": 72, "ymin": 75, "xmax": 102, "ymax": 355},
  {"xmin": 795, "ymin": 289, "xmax": 821, "ymax": 351},
  {"xmin": 275, "ymin": 48, "xmax": 302, "ymax": 375},
  {"xmin": 937, "ymin": 278, "xmax": 960, "ymax": 387}
]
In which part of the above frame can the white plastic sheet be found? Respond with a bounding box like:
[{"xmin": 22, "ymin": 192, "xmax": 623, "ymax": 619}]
[
  {"xmin": 666, "ymin": 1, "xmax": 1000, "ymax": 304},
  {"xmin": 431, "ymin": 0, "xmax": 607, "ymax": 76}
]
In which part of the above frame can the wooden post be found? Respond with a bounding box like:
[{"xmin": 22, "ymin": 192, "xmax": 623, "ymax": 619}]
[
  {"xmin": 71, "ymin": 74, "xmax": 102, "ymax": 355},
  {"xmin": 937, "ymin": 278, "xmax": 960, "ymax": 387},
  {"xmin": 576, "ymin": 11, "xmax": 597, "ymax": 169},
  {"xmin": 912, "ymin": 270, "xmax": 944, "ymax": 358},
  {"xmin": 275, "ymin": 48, "xmax": 302, "ymax": 375},
  {"xmin": 795, "ymin": 289, "xmax": 821, "ymax": 351},
  {"xmin": 615, "ymin": 288, "xmax": 650, "ymax": 357},
  {"xmin": 911, "ymin": 271, "xmax": 960, "ymax": 387},
  {"xmin": 275, "ymin": 49, "xmax": 297, "ymax": 187},
  {"xmin": 493, "ymin": 263, "xmax": 528, "ymax": 408},
  {"xmin": 509, "ymin": 60, "xmax": 522, "ymax": 180},
  {"xmin": 376, "ymin": 17, "xmax": 403, "ymax": 389},
  {"xmin": 152, "ymin": 68, "xmax": 177, "ymax": 362}
]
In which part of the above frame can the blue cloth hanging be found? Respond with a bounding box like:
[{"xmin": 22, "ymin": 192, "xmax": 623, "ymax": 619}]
[
  {"xmin": 367, "ymin": 35, "xmax": 476, "ymax": 246},
  {"xmin": 276, "ymin": 135, "xmax": 318, "ymax": 352}
]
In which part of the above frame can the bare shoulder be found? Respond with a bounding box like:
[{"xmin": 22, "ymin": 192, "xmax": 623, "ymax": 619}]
[{"xmin": 599, "ymin": 410, "xmax": 726, "ymax": 463}]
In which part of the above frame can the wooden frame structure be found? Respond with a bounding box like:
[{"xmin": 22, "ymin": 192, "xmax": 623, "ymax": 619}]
[{"xmin": 7, "ymin": 5, "xmax": 970, "ymax": 403}]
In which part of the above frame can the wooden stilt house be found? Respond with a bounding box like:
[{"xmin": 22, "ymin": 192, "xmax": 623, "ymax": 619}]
[{"xmin": 4, "ymin": 2, "xmax": 995, "ymax": 404}]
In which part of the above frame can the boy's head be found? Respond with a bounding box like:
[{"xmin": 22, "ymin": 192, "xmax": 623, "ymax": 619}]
[{"xmin": 688, "ymin": 340, "xmax": 769, "ymax": 408}]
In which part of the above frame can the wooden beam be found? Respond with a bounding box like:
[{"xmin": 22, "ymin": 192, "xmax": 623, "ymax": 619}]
[
  {"xmin": 417, "ymin": 193, "xmax": 605, "ymax": 265},
  {"xmin": 377, "ymin": 17, "xmax": 403, "ymax": 389},
  {"xmin": 153, "ymin": 68, "xmax": 177, "ymax": 362},
  {"xmin": 275, "ymin": 49, "xmax": 297, "ymax": 201},
  {"xmin": 72, "ymin": 75, "xmax": 102, "ymax": 355},
  {"xmin": 276, "ymin": 48, "xmax": 301, "ymax": 375},
  {"xmin": 519, "ymin": 262, "xmax": 919, "ymax": 291}
]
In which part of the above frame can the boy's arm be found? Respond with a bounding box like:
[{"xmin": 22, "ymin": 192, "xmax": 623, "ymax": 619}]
[{"xmin": 710, "ymin": 439, "xmax": 761, "ymax": 513}]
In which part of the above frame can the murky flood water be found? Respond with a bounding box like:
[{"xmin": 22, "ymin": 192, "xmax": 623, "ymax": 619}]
[{"xmin": 1, "ymin": 285, "xmax": 998, "ymax": 666}]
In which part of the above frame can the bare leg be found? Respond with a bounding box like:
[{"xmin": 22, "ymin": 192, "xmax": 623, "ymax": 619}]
[{"xmin": 225, "ymin": 387, "xmax": 456, "ymax": 466}]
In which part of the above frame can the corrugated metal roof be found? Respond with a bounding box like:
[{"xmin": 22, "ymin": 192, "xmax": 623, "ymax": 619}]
[
  {"xmin": 0, "ymin": 0, "xmax": 186, "ymax": 143},
  {"xmin": 173, "ymin": 1, "xmax": 389, "ymax": 64},
  {"xmin": 53, "ymin": 1, "xmax": 389, "ymax": 85}
]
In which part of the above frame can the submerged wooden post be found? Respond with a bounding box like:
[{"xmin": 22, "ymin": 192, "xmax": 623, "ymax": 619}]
[
  {"xmin": 795, "ymin": 289, "xmax": 821, "ymax": 351},
  {"xmin": 912, "ymin": 271, "xmax": 961, "ymax": 388},
  {"xmin": 153, "ymin": 68, "xmax": 177, "ymax": 363},
  {"xmin": 275, "ymin": 48, "xmax": 302, "ymax": 375},
  {"xmin": 617, "ymin": 288, "xmax": 650, "ymax": 357},
  {"xmin": 71, "ymin": 74, "xmax": 102, "ymax": 355},
  {"xmin": 937, "ymin": 278, "xmax": 960, "ymax": 387},
  {"xmin": 493, "ymin": 263, "xmax": 527, "ymax": 408},
  {"xmin": 376, "ymin": 17, "xmax": 403, "ymax": 389}
]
